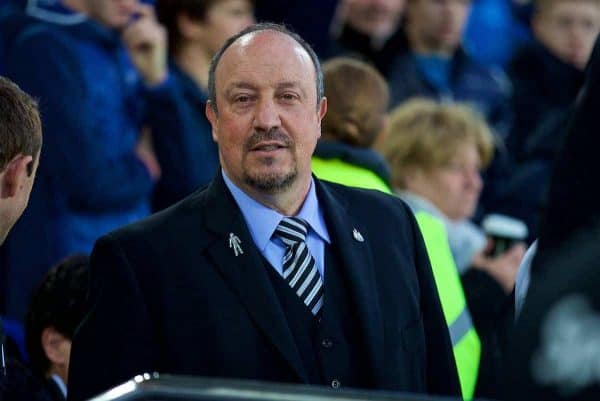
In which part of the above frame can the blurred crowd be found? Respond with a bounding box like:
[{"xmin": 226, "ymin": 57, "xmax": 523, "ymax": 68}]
[{"xmin": 1, "ymin": 0, "xmax": 600, "ymax": 400}]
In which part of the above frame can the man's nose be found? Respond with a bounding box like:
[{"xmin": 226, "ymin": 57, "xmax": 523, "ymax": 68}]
[{"xmin": 253, "ymin": 98, "xmax": 281, "ymax": 131}]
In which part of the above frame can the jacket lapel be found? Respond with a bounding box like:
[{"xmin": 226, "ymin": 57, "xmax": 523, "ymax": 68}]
[
  {"xmin": 315, "ymin": 179, "xmax": 385, "ymax": 383},
  {"xmin": 202, "ymin": 174, "xmax": 308, "ymax": 382}
]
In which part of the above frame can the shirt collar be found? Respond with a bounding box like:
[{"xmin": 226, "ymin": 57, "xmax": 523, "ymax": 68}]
[
  {"xmin": 222, "ymin": 170, "xmax": 330, "ymax": 252},
  {"xmin": 50, "ymin": 374, "xmax": 67, "ymax": 398}
]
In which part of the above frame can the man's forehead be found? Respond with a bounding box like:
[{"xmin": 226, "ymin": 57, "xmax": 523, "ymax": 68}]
[{"xmin": 216, "ymin": 30, "xmax": 314, "ymax": 80}]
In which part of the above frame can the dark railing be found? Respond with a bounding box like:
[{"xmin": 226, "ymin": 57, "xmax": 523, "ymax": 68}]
[{"xmin": 89, "ymin": 375, "xmax": 466, "ymax": 401}]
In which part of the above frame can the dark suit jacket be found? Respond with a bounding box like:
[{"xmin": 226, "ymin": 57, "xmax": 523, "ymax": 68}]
[{"xmin": 68, "ymin": 174, "xmax": 460, "ymax": 401}]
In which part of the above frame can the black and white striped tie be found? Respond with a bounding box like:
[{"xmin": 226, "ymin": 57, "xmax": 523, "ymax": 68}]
[{"xmin": 274, "ymin": 217, "xmax": 324, "ymax": 315}]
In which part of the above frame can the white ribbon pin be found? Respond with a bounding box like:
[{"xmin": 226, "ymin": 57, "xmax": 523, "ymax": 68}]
[
  {"xmin": 352, "ymin": 228, "xmax": 364, "ymax": 242},
  {"xmin": 229, "ymin": 233, "xmax": 244, "ymax": 256}
]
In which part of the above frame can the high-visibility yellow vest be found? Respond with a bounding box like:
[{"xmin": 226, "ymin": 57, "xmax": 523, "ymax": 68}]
[
  {"xmin": 311, "ymin": 157, "xmax": 392, "ymax": 194},
  {"xmin": 414, "ymin": 211, "xmax": 481, "ymax": 400}
]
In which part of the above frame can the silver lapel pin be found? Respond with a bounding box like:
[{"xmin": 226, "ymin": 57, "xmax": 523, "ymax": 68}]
[
  {"xmin": 352, "ymin": 228, "xmax": 364, "ymax": 242},
  {"xmin": 229, "ymin": 233, "xmax": 244, "ymax": 256}
]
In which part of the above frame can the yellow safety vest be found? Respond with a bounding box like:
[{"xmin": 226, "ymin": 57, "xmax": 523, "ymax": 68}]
[
  {"xmin": 311, "ymin": 157, "xmax": 392, "ymax": 194},
  {"xmin": 414, "ymin": 211, "xmax": 481, "ymax": 400}
]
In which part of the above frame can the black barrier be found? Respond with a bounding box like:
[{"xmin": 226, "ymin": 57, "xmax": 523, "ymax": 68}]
[{"xmin": 88, "ymin": 375, "xmax": 469, "ymax": 401}]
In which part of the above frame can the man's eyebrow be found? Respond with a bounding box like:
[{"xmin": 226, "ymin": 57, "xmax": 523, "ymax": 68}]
[
  {"xmin": 276, "ymin": 81, "xmax": 307, "ymax": 97},
  {"xmin": 225, "ymin": 82, "xmax": 258, "ymax": 96}
]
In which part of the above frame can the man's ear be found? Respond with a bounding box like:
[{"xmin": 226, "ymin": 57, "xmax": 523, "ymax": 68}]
[
  {"xmin": 41, "ymin": 327, "xmax": 70, "ymax": 366},
  {"xmin": 41, "ymin": 327, "xmax": 70, "ymax": 367},
  {"xmin": 206, "ymin": 101, "xmax": 219, "ymax": 142},
  {"xmin": 316, "ymin": 97, "xmax": 327, "ymax": 139},
  {"xmin": 0, "ymin": 154, "xmax": 33, "ymax": 199},
  {"xmin": 318, "ymin": 96, "xmax": 327, "ymax": 122}
]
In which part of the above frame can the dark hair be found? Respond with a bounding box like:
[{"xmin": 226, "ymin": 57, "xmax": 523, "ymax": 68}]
[
  {"xmin": 321, "ymin": 57, "xmax": 389, "ymax": 148},
  {"xmin": 24, "ymin": 254, "xmax": 90, "ymax": 377},
  {"xmin": 156, "ymin": 0, "xmax": 218, "ymax": 56},
  {"xmin": 0, "ymin": 77, "xmax": 42, "ymax": 175},
  {"xmin": 207, "ymin": 22, "xmax": 324, "ymax": 114}
]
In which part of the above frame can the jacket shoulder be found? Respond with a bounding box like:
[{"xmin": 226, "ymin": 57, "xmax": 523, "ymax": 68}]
[
  {"xmin": 320, "ymin": 180, "xmax": 413, "ymax": 220},
  {"xmin": 100, "ymin": 187, "xmax": 210, "ymax": 248}
]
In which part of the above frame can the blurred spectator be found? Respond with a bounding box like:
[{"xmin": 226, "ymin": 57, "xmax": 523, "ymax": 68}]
[
  {"xmin": 0, "ymin": 255, "xmax": 88, "ymax": 401},
  {"xmin": 388, "ymin": 0, "xmax": 512, "ymax": 136},
  {"xmin": 312, "ymin": 57, "xmax": 392, "ymax": 193},
  {"xmin": 0, "ymin": 0, "xmax": 86, "ymax": 76},
  {"xmin": 386, "ymin": 0, "xmax": 515, "ymax": 220},
  {"xmin": 381, "ymin": 99, "xmax": 525, "ymax": 397},
  {"xmin": 463, "ymin": 0, "xmax": 532, "ymax": 68},
  {"xmin": 253, "ymin": 0, "xmax": 338, "ymax": 58},
  {"xmin": 500, "ymin": 0, "xmax": 600, "ymax": 238},
  {"xmin": 154, "ymin": 0, "xmax": 254, "ymax": 210},
  {"xmin": 508, "ymin": 0, "xmax": 600, "ymax": 162},
  {"xmin": 329, "ymin": 0, "xmax": 408, "ymax": 75},
  {"xmin": 381, "ymin": 99, "xmax": 524, "ymax": 290},
  {"xmin": 2, "ymin": 0, "xmax": 195, "ymax": 320},
  {"xmin": 24, "ymin": 255, "xmax": 89, "ymax": 401}
]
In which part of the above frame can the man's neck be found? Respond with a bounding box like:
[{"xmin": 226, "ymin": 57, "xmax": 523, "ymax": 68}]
[
  {"xmin": 223, "ymin": 170, "xmax": 312, "ymax": 216},
  {"xmin": 242, "ymin": 181, "xmax": 311, "ymax": 216}
]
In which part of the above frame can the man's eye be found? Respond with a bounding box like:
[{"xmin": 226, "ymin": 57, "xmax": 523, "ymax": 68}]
[
  {"xmin": 281, "ymin": 93, "xmax": 298, "ymax": 101},
  {"xmin": 235, "ymin": 95, "xmax": 250, "ymax": 103}
]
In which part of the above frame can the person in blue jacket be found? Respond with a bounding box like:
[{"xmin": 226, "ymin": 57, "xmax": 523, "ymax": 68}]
[
  {"xmin": 153, "ymin": 0, "xmax": 254, "ymax": 211},
  {"xmin": 3, "ymin": 0, "xmax": 196, "ymax": 320}
]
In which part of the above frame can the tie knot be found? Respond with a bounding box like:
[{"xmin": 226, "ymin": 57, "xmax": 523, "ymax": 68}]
[{"xmin": 275, "ymin": 217, "xmax": 309, "ymax": 246}]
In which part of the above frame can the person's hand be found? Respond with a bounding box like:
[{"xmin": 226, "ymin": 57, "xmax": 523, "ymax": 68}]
[
  {"xmin": 471, "ymin": 242, "xmax": 527, "ymax": 293},
  {"xmin": 122, "ymin": 4, "xmax": 167, "ymax": 86},
  {"xmin": 136, "ymin": 128, "xmax": 161, "ymax": 181}
]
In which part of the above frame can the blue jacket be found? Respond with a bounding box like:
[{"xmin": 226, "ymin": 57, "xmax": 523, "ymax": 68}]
[
  {"xmin": 151, "ymin": 63, "xmax": 219, "ymax": 211},
  {"xmin": 0, "ymin": 0, "xmax": 85, "ymax": 75},
  {"xmin": 2, "ymin": 19, "xmax": 191, "ymax": 319},
  {"xmin": 387, "ymin": 47, "xmax": 512, "ymax": 138}
]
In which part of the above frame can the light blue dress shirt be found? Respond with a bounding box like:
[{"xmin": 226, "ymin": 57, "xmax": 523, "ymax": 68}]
[{"xmin": 222, "ymin": 170, "xmax": 330, "ymax": 280}]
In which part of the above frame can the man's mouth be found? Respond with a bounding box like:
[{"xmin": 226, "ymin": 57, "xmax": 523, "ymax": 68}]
[{"xmin": 251, "ymin": 142, "xmax": 287, "ymax": 152}]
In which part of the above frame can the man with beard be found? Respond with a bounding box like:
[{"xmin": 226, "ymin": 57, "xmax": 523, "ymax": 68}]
[{"xmin": 68, "ymin": 23, "xmax": 460, "ymax": 401}]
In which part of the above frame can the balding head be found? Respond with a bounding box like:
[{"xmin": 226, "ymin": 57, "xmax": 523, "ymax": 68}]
[{"xmin": 207, "ymin": 23, "xmax": 324, "ymax": 114}]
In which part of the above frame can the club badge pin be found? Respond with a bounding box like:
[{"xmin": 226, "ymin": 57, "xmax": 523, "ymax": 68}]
[
  {"xmin": 352, "ymin": 228, "xmax": 364, "ymax": 242},
  {"xmin": 229, "ymin": 233, "xmax": 243, "ymax": 256}
]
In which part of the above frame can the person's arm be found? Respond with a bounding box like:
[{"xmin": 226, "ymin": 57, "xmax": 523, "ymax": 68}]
[
  {"xmin": 68, "ymin": 235, "xmax": 157, "ymax": 401},
  {"xmin": 7, "ymin": 28, "xmax": 154, "ymax": 212}
]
